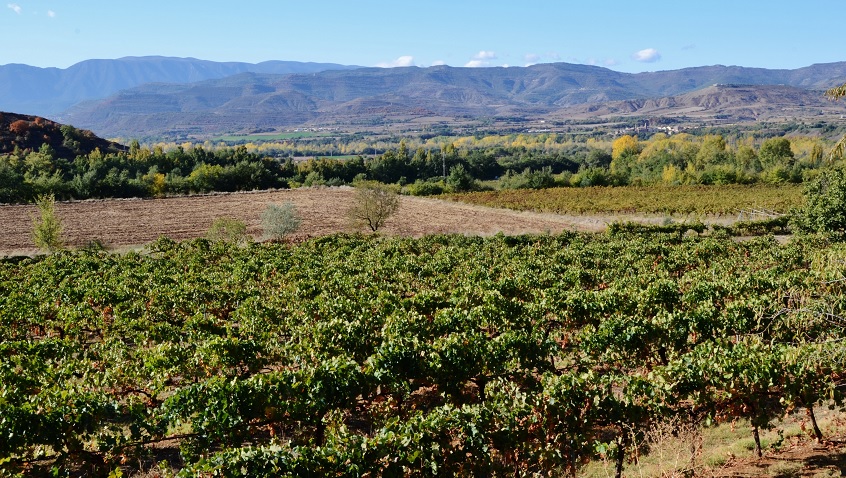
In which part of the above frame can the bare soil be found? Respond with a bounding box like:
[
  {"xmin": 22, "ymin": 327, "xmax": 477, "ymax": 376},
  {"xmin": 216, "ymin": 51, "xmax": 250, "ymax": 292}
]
[{"xmin": 0, "ymin": 187, "xmax": 633, "ymax": 255}]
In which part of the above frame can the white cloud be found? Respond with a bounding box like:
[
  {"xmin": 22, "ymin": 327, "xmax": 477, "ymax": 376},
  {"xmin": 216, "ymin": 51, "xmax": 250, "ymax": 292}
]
[
  {"xmin": 524, "ymin": 53, "xmax": 541, "ymax": 65},
  {"xmin": 376, "ymin": 55, "xmax": 415, "ymax": 68},
  {"xmin": 548, "ymin": 52, "xmax": 561, "ymax": 61},
  {"xmin": 431, "ymin": 60, "xmax": 446, "ymax": 66},
  {"xmin": 473, "ymin": 50, "xmax": 496, "ymax": 60},
  {"xmin": 7, "ymin": 3, "xmax": 21, "ymax": 14},
  {"xmin": 47, "ymin": 9, "xmax": 56, "ymax": 17},
  {"xmin": 465, "ymin": 51, "xmax": 497, "ymax": 67},
  {"xmin": 604, "ymin": 58, "xmax": 619, "ymax": 66},
  {"xmin": 632, "ymin": 48, "xmax": 661, "ymax": 63}
]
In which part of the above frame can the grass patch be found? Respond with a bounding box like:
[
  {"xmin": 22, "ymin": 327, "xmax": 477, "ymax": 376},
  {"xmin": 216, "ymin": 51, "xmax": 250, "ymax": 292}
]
[{"xmin": 580, "ymin": 412, "xmax": 830, "ymax": 478}]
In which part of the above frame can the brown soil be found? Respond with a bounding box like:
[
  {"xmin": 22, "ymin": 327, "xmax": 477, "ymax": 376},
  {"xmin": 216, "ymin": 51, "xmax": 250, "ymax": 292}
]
[{"xmin": 0, "ymin": 187, "xmax": 615, "ymax": 255}]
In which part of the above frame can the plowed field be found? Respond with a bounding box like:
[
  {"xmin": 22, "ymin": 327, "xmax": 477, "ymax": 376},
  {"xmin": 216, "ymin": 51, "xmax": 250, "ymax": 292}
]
[{"xmin": 1, "ymin": 187, "xmax": 615, "ymax": 254}]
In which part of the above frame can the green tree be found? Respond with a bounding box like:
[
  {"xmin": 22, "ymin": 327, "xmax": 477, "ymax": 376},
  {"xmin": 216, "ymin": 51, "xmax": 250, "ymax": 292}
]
[
  {"xmin": 694, "ymin": 135, "xmax": 730, "ymax": 168},
  {"xmin": 736, "ymin": 144, "xmax": 759, "ymax": 171},
  {"xmin": 585, "ymin": 148, "xmax": 612, "ymax": 169},
  {"xmin": 32, "ymin": 193, "xmax": 63, "ymax": 252},
  {"xmin": 758, "ymin": 137, "xmax": 794, "ymax": 169},
  {"xmin": 347, "ymin": 181, "xmax": 400, "ymax": 232},
  {"xmin": 446, "ymin": 164, "xmax": 477, "ymax": 192}
]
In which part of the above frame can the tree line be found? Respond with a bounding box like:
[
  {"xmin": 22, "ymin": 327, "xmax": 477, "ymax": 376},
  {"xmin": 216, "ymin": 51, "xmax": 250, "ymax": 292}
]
[{"xmin": 0, "ymin": 131, "xmax": 841, "ymax": 204}]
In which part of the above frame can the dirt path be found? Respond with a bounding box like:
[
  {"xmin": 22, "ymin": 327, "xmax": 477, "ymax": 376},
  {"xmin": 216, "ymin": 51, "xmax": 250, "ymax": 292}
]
[{"xmin": 1, "ymin": 187, "xmax": 648, "ymax": 255}]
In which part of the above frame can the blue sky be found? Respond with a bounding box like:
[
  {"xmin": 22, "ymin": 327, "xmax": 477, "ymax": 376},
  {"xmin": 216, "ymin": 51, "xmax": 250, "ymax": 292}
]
[{"xmin": 2, "ymin": 0, "xmax": 843, "ymax": 72}]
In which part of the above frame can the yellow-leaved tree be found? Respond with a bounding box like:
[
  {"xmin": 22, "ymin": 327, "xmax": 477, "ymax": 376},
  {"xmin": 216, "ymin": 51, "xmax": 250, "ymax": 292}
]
[
  {"xmin": 610, "ymin": 135, "xmax": 641, "ymax": 178},
  {"xmin": 611, "ymin": 135, "xmax": 640, "ymax": 160}
]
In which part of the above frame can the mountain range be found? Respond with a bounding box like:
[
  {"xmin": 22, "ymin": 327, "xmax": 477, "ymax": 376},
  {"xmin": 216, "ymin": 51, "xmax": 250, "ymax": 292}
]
[
  {"xmin": 0, "ymin": 56, "xmax": 358, "ymax": 116},
  {"xmin": 3, "ymin": 57, "xmax": 846, "ymax": 139}
]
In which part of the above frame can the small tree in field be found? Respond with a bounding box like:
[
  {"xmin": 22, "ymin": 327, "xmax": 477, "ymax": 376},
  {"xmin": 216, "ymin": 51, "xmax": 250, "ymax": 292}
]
[
  {"xmin": 32, "ymin": 194, "xmax": 63, "ymax": 252},
  {"xmin": 347, "ymin": 182, "xmax": 400, "ymax": 232},
  {"xmin": 261, "ymin": 202, "xmax": 300, "ymax": 241}
]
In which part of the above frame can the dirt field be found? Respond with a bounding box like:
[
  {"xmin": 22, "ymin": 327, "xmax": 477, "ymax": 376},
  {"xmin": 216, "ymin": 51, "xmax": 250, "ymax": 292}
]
[{"xmin": 1, "ymin": 187, "xmax": 653, "ymax": 255}]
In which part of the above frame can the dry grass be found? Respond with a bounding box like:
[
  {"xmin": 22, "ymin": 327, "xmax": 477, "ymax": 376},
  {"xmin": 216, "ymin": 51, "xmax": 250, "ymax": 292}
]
[{"xmin": 580, "ymin": 407, "xmax": 846, "ymax": 478}]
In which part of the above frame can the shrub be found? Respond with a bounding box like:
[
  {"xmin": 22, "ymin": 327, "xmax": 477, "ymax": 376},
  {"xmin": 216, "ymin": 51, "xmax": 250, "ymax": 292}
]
[
  {"xmin": 261, "ymin": 202, "xmax": 300, "ymax": 241},
  {"xmin": 791, "ymin": 167, "xmax": 846, "ymax": 235},
  {"xmin": 405, "ymin": 180, "xmax": 445, "ymax": 196},
  {"xmin": 206, "ymin": 217, "xmax": 249, "ymax": 244},
  {"xmin": 498, "ymin": 167, "xmax": 556, "ymax": 190}
]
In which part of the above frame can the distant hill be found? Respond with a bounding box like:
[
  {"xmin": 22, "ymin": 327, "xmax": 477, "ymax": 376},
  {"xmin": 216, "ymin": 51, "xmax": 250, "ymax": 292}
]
[
  {"xmin": 0, "ymin": 56, "xmax": 360, "ymax": 116},
  {"xmin": 58, "ymin": 61, "xmax": 846, "ymax": 138},
  {"xmin": 548, "ymin": 84, "xmax": 845, "ymax": 122},
  {"xmin": 0, "ymin": 111, "xmax": 124, "ymax": 157}
]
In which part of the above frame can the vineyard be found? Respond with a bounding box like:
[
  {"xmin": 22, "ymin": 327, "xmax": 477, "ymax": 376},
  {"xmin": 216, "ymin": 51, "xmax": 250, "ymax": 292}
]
[
  {"xmin": 2, "ymin": 231, "xmax": 846, "ymax": 476},
  {"xmin": 445, "ymin": 184, "xmax": 805, "ymax": 215}
]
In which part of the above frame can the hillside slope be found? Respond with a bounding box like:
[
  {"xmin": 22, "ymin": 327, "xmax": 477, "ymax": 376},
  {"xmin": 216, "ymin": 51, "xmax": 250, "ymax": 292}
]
[{"xmin": 0, "ymin": 111, "xmax": 124, "ymax": 157}]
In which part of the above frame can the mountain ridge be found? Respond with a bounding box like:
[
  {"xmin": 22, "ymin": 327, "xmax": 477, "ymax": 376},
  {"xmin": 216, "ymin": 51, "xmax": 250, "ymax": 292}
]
[
  {"xmin": 0, "ymin": 56, "xmax": 360, "ymax": 116},
  {"xmin": 57, "ymin": 61, "xmax": 846, "ymax": 138}
]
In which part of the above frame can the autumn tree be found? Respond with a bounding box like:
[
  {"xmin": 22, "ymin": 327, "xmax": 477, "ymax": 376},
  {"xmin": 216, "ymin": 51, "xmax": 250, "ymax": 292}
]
[
  {"xmin": 610, "ymin": 135, "xmax": 641, "ymax": 179},
  {"xmin": 9, "ymin": 120, "xmax": 30, "ymax": 136},
  {"xmin": 611, "ymin": 135, "xmax": 640, "ymax": 160}
]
